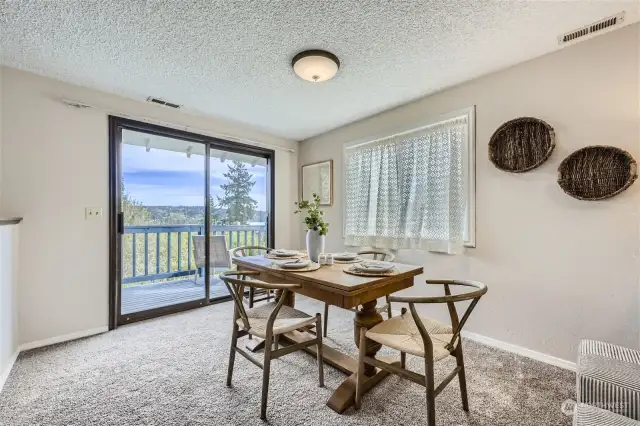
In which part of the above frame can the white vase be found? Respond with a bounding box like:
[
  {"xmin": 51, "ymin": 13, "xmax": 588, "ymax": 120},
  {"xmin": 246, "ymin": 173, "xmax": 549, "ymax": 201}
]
[{"xmin": 306, "ymin": 229, "xmax": 325, "ymax": 263}]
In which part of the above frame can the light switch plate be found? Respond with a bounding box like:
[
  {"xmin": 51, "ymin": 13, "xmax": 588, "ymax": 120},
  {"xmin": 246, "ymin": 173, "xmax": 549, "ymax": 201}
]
[{"xmin": 85, "ymin": 207, "xmax": 103, "ymax": 219}]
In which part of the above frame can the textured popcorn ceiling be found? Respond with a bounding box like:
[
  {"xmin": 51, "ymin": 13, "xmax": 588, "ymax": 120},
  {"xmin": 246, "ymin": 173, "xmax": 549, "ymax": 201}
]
[{"xmin": 1, "ymin": 1, "xmax": 638, "ymax": 140}]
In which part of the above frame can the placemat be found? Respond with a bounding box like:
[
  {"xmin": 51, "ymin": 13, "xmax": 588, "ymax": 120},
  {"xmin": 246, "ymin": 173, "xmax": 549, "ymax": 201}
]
[
  {"xmin": 343, "ymin": 265, "xmax": 398, "ymax": 277},
  {"xmin": 264, "ymin": 252, "xmax": 306, "ymax": 260},
  {"xmin": 267, "ymin": 262, "xmax": 321, "ymax": 272}
]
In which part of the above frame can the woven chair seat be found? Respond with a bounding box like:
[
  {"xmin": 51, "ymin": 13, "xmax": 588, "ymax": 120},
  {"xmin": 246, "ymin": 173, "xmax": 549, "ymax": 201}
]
[
  {"xmin": 366, "ymin": 311, "xmax": 454, "ymax": 360},
  {"xmin": 238, "ymin": 302, "xmax": 316, "ymax": 339}
]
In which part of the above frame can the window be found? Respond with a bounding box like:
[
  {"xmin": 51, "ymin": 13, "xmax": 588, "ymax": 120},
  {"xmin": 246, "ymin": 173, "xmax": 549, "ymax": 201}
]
[{"xmin": 343, "ymin": 107, "xmax": 475, "ymax": 253}]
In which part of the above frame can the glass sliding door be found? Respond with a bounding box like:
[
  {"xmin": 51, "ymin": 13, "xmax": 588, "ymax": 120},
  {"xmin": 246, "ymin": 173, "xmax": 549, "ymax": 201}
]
[
  {"xmin": 119, "ymin": 129, "xmax": 208, "ymax": 320},
  {"xmin": 208, "ymin": 150, "xmax": 269, "ymax": 300},
  {"xmin": 109, "ymin": 116, "xmax": 275, "ymax": 327}
]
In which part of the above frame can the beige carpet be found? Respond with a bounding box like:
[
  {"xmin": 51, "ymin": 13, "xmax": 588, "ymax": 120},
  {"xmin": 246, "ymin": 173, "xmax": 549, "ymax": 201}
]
[{"xmin": 0, "ymin": 297, "xmax": 575, "ymax": 425}]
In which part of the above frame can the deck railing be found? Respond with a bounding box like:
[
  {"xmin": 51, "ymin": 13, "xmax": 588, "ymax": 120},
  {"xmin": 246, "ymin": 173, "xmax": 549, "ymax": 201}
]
[{"xmin": 122, "ymin": 224, "xmax": 267, "ymax": 284}]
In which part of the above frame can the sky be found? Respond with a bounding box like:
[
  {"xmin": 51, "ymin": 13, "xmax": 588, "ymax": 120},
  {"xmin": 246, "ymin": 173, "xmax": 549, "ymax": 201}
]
[{"xmin": 122, "ymin": 144, "xmax": 267, "ymax": 210}]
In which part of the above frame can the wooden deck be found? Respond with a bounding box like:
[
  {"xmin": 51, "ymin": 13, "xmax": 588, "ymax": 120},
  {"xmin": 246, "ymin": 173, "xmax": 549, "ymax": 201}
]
[{"xmin": 121, "ymin": 276, "xmax": 229, "ymax": 315}]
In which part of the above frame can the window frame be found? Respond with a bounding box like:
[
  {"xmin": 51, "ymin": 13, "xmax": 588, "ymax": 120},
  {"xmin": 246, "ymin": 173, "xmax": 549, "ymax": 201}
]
[{"xmin": 342, "ymin": 106, "xmax": 476, "ymax": 248}]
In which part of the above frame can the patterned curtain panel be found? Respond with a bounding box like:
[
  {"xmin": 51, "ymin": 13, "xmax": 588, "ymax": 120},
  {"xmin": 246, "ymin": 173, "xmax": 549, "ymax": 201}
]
[{"xmin": 344, "ymin": 116, "xmax": 468, "ymax": 254}]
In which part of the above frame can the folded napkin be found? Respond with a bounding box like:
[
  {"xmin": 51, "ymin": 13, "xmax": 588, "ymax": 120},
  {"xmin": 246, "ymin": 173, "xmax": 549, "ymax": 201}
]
[{"xmin": 354, "ymin": 261, "xmax": 393, "ymax": 272}]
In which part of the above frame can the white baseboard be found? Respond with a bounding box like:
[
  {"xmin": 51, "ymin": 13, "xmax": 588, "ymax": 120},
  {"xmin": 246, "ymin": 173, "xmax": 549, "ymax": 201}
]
[
  {"xmin": 0, "ymin": 350, "xmax": 20, "ymax": 393},
  {"xmin": 19, "ymin": 326, "xmax": 109, "ymax": 352},
  {"xmin": 0, "ymin": 327, "xmax": 109, "ymax": 394},
  {"xmin": 463, "ymin": 331, "xmax": 576, "ymax": 372}
]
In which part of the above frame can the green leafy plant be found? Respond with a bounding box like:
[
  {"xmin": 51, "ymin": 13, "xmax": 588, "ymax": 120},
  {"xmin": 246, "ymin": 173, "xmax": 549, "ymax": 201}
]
[{"xmin": 294, "ymin": 193, "xmax": 329, "ymax": 236}]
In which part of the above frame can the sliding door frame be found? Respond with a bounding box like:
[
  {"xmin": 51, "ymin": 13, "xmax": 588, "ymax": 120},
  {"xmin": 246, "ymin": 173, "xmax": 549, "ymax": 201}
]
[{"xmin": 108, "ymin": 116, "xmax": 275, "ymax": 329}]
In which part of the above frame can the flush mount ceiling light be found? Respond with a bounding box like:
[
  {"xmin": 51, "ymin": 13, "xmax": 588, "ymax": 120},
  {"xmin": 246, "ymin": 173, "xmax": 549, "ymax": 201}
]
[{"xmin": 292, "ymin": 50, "xmax": 340, "ymax": 83}]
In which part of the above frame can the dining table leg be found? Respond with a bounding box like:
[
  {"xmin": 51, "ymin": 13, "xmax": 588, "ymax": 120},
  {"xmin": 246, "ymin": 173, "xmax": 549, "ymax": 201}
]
[
  {"xmin": 354, "ymin": 300, "xmax": 383, "ymax": 374},
  {"xmin": 326, "ymin": 299, "xmax": 397, "ymax": 414},
  {"xmin": 276, "ymin": 287, "xmax": 296, "ymax": 308}
]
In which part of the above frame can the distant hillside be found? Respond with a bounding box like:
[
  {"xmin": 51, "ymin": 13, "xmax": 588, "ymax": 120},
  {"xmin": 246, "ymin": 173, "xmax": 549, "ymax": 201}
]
[
  {"xmin": 145, "ymin": 205, "xmax": 267, "ymax": 224},
  {"xmin": 145, "ymin": 205, "xmax": 211, "ymax": 222}
]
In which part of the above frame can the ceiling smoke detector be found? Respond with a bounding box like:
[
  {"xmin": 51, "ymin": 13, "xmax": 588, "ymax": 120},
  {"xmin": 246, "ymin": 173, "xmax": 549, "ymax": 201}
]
[
  {"xmin": 558, "ymin": 12, "xmax": 625, "ymax": 45},
  {"xmin": 292, "ymin": 50, "xmax": 340, "ymax": 83},
  {"xmin": 146, "ymin": 97, "xmax": 181, "ymax": 109}
]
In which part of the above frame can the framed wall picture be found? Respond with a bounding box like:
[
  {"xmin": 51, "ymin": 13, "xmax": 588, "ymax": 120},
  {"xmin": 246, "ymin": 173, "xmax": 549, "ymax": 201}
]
[{"xmin": 301, "ymin": 160, "xmax": 333, "ymax": 206}]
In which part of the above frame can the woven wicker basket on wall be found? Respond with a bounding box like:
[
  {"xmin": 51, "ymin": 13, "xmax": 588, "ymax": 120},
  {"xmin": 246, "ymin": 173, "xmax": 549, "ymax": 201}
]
[
  {"xmin": 489, "ymin": 117, "xmax": 555, "ymax": 173},
  {"xmin": 557, "ymin": 146, "xmax": 637, "ymax": 200}
]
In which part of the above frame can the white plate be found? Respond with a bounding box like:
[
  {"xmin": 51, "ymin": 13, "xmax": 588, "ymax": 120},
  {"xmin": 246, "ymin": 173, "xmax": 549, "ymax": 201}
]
[
  {"xmin": 272, "ymin": 249, "xmax": 299, "ymax": 257},
  {"xmin": 280, "ymin": 260, "xmax": 310, "ymax": 269},
  {"xmin": 353, "ymin": 261, "xmax": 394, "ymax": 273},
  {"xmin": 333, "ymin": 252, "xmax": 358, "ymax": 261}
]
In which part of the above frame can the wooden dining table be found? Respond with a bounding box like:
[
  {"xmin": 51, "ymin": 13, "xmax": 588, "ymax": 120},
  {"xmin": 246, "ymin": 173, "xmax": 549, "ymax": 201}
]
[{"xmin": 232, "ymin": 255, "xmax": 423, "ymax": 414}]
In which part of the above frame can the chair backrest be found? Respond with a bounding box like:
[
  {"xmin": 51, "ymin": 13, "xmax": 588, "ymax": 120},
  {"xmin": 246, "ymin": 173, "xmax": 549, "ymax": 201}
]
[
  {"xmin": 357, "ymin": 249, "xmax": 395, "ymax": 262},
  {"xmin": 220, "ymin": 271, "xmax": 299, "ymax": 331},
  {"xmin": 232, "ymin": 246, "xmax": 272, "ymax": 258},
  {"xmin": 389, "ymin": 280, "xmax": 487, "ymax": 356},
  {"xmin": 192, "ymin": 235, "xmax": 230, "ymax": 269}
]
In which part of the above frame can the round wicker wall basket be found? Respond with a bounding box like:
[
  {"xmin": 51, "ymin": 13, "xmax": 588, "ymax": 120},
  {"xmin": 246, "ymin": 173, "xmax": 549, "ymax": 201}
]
[
  {"xmin": 557, "ymin": 146, "xmax": 637, "ymax": 201},
  {"xmin": 489, "ymin": 117, "xmax": 555, "ymax": 173}
]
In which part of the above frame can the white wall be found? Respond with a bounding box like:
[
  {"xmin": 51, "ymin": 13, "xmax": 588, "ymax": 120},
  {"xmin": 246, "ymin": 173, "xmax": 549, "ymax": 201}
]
[
  {"xmin": 0, "ymin": 67, "xmax": 299, "ymax": 345},
  {"xmin": 0, "ymin": 224, "xmax": 19, "ymax": 389},
  {"xmin": 0, "ymin": 65, "xmax": 3, "ymax": 197},
  {"xmin": 0, "ymin": 68, "xmax": 18, "ymax": 389},
  {"xmin": 0, "ymin": 66, "xmax": 19, "ymax": 387},
  {"xmin": 300, "ymin": 24, "xmax": 640, "ymax": 362}
]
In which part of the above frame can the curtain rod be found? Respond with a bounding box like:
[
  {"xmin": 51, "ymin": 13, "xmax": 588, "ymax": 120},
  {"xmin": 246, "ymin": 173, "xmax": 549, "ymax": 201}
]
[
  {"xmin": 60, "ymin": 98, "xmax": 297, "ymax": 154},
  {"xmin": 346, "ymin": 115, "xmax": 468, "ymax": 151},
  {"xmin": 344, "ymin": 106, "xmax": 474, "ymax": 151}
]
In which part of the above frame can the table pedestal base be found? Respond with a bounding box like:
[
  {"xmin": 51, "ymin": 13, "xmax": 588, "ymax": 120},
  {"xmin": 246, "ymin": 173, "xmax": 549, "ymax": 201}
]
[
  {"xmin": 326, "ymin": 362, "xmax": 399, "ymax": 414},
  {"xmin": 281, "ymin": 329, "xmax": 397, "ymax": 413},
  {"xmin": 245, "ymin": 338, "xmax": 265, "ymax": 352}
]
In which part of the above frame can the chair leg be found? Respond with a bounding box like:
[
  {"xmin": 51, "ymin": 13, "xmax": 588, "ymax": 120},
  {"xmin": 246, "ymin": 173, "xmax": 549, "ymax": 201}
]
[
  {"xmin": 386, "ymin": 295, "xmax": 392, "ymax": 318},
  {"xmin": 355, "ymin": 327, "xmax": 367, "ymax": 409},
  {"xmin": 315, "ymin": 314, "xmax": 325, "ymax": 387},
  {"xmin": 273, "ymin": 334, "xmax": 279, "ymax": 351},
  {"xmin": 455, "ymin": 344, "xmax": 469, "ymax": 411},
  {"xmin": 400, "ymin": 351, "xmax": 406, "ymax": 369},
  {"xmin": 226, "ymin": 323, "xmax": 239, "ymax": 387},
  {"xmin": 260, "ymin": 334, "xmax": 273, "ymax": 420},
  {"xmin": 323, "ymin": 303, "xmax": 329, "ymax": 338},
  {"xmin": 425, "ymin": 358, "xmax": 436, "ymax": 426},
  {"xmin": 247, "ymin": 287, "xmax": 254, "ymax": 340}
]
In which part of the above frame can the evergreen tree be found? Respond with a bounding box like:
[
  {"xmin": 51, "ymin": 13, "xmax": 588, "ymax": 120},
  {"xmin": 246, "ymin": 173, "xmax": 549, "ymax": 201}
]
[{"xmin": 217, "ymin": 161, "xmax": 257, "ymax": 224}]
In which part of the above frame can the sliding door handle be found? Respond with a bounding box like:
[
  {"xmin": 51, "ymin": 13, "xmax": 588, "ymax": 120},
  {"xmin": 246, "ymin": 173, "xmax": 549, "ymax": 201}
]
[{"xmin": 117, "ymin": 212, "xmax": 124, "ymax": 234}]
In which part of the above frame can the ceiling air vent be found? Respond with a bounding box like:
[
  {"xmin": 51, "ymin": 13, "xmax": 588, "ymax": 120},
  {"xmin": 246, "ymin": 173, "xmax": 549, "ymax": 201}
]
[
  {"xmin": 559, "ymin": 12, "xmax": 625, "ymax": 45},
  {"xmin": 146, "ymin": 97, "xmax": 181, "ymax": 109},
  {"xmin": 62, "ymin": 99, "xmax": 91, "ymax": 109}
]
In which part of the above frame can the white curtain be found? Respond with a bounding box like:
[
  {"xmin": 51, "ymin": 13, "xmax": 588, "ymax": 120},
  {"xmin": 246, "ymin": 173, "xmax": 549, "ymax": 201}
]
[{"xmin": 344, "ymin": 117, "xmax": 468, "ymax": 254}]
